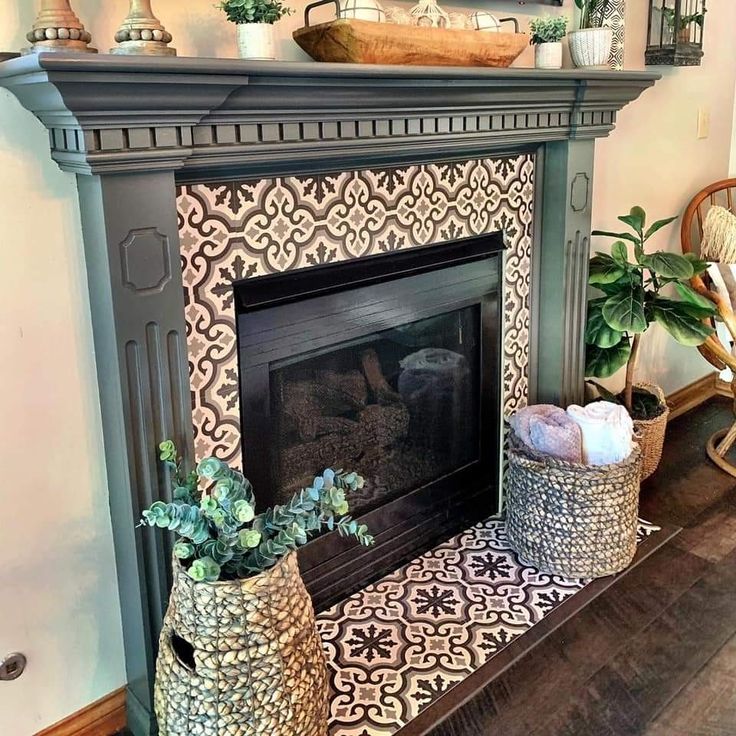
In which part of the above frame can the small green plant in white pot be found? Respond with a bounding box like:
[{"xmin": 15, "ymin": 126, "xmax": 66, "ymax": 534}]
[
  {"xmin": 569, "ymin": 0, "xmax": 612, "ymax": 68},
  {"xmin": 219, "ymin": 0, "xmax": 292, "ymax": 60},
  {"xmin": 529, "ymin": 15, "xmax": 567, "ymax": 70}
]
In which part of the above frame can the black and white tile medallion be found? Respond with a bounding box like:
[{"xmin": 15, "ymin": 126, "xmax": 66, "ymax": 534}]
[{"xmin": 318, "ymin": 517, "xmax": 660, "ymax": 735}]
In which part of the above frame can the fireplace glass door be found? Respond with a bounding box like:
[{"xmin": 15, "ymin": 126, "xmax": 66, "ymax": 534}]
[
  {"xmin": 270, "ymin": 306, "xmax": 481, "ymax": 518},
  {"xmin": 236, "ymin": 234, "xmax": 503, "ymax": 609}
]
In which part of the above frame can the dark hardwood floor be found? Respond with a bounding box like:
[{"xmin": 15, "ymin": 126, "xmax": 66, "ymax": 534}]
[{"xmin": 428, "ymin": 397, "xmax": 736, "ymax": 736}]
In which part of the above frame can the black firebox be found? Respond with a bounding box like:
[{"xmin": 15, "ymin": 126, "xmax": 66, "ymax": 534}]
[{"xmin": 236, "ymin": 233, "xmax": 504, "ymax": 611}]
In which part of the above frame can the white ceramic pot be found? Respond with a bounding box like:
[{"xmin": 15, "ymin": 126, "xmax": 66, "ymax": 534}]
[
  {"xmin": 236, "ymin": 23, "xmax": 276, "ymax": 60},
  {"xmin": 568, "ymin": 27, "xmax": 613, "ymax": 68},
  {"xmin": 535, "ymin": 41, "xmax": 563, "ymax": 70}
]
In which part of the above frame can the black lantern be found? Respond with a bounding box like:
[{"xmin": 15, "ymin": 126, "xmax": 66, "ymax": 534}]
[{"xmin": 646, "ymin": 0, "xmax": 707, "ymax": 66}]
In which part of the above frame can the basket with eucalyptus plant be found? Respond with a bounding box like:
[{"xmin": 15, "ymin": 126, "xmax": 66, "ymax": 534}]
[{"xmin": 141, "ymin": 440, "xmax": 373, "ymax": 736}]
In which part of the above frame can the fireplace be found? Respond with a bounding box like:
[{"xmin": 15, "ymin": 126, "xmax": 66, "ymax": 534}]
[
  {"xmin": 236, "ymin": 234, "xmax": 503, "ymax": 608},
  {"xmin": 0, "ymin": 52, "xmax": 659, "ymax": 732}
]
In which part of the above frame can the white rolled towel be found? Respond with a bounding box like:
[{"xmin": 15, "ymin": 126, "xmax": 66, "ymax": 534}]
[{"xmin": 566, "ymin": 401, "xmax": 634, "ymax": 466}]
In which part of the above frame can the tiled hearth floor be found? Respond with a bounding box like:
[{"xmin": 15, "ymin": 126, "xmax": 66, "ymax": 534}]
[{"xmin": 317, "ymin": 517, "xmax": 661, "ymax": 735}]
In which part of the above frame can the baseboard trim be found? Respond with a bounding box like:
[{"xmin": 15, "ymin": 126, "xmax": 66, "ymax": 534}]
[
  {"xmin": 666, "ymin": 371, "xmax": 720, "ymax": 420},
  {"xmin": 715, "ymin": 378, "xmax": 733, "ymax": 399},
  {"xmin": 35, "ymin": 688, "xmax": 126, "ymax": 736}
]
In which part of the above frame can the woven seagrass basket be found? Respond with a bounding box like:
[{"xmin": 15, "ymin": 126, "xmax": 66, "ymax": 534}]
[
  {"xmin": 154, "ymin": 551, "xmax": 329, "ymax": 736},
  {"xmin": 505, "ymin": 433, "xmax": 642, "ymax": 578},
  {"xmin": 632, "ymin": 383, "xmax": 669, "ymax": 481}
]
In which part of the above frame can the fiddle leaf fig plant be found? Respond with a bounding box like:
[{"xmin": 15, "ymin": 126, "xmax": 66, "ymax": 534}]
[
  {"xmin": 585, "ymin": 206, "xmax": 716, "ymax": 414},
  {"xmin": 139, "ymin": 441, "xmax": 373, "ymax": 583}
]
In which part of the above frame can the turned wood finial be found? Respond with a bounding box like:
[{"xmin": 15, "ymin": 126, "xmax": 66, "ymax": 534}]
[
  {"xmin": 24, "ymin": 0, "xmax": 97, "ymax": 54},
  {"xmin": 111, "ymin": 0, "xmax": 177, "ymax": 56}
]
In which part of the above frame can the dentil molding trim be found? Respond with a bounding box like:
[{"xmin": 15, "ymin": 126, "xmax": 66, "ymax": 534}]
[{"xmin": 0, "ymin": 53, "xmax": 658, "ymax": 176}]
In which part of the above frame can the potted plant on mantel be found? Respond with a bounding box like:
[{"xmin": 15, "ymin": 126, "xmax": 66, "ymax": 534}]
[
  {"xmin": 140, "ymin": 440, "xmax": 373, "ymax": 736},
  {"xmin": 569, "ymin": 0, "xmax": 612, "ymax": 68},
  {"xmin": 584, "ymin": 206, "xmax": 716, "ymax": 480},
  {"xmin": 529, "ymin": 15, "xmax": 568, "ymax": 70},
  {"xmin": 662, "ymin": 6, "xmax": 707, "ymax": 44},
  {"xmin": 219, "ymin": 0, "xmax": 293, "ymax": 61}
]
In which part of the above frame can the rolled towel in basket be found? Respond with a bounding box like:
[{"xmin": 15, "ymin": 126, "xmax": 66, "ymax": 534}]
[
  {"xmin": 566, "ymin": 401, "xmax": 634, "ymax": 466},
  {"xmin": 509, "ymin": 405, "xmax": 583, "ymax": 463}
]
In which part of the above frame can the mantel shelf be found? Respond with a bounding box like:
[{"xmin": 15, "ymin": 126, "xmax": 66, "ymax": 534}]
[{"xmin": 0, "ymin": 52, "xmax": 659, "ymax": 176}]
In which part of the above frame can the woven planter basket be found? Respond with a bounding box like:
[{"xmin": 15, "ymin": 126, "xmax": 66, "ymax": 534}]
[
  {"xmin": 632, "ymin": 383, "xmax": 669, "ymax": 481},
  {"xmin": 505, "ymin": 433, "xmax": 642, "ymax": 578},
  {"xmin": 154, "ymin": 552, "xmax": 329, "ymax": 736}
]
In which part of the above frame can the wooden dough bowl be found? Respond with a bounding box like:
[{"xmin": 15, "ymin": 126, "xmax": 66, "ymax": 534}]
[{"xmin": 293, "ymin": 19, "xmax": 528, "ymax": 67}]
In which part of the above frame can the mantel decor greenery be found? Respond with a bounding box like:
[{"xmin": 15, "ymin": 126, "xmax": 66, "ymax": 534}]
[
  {"xmin": 569, "ymin": 0, "xmax": 613, "ymax": 68},
  {"xmin": 584, "ymin": 206, "xmax": 716, "ymax": 478},
  {"xmin": 529, "ymin": 16, "xmax": 567, "ymax": 70},
  {"xmin": 645, "ymin": 0, "xmax": 706, "ymax": 67},
  {"xmin": 218, "ymin": 0, "xmax": 293, "ymax": 60},
  {"xmin": 143, "ymin": 441, "xmax": 372, "ymax": 736}
]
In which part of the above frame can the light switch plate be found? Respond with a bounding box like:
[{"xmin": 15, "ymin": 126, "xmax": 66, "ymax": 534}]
[{"xmin": 697, "ymin": 108, "xmax": 710, "ymax": 139}]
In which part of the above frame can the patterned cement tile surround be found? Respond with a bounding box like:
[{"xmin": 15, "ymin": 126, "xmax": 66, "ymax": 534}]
[
  {"xmin": 318, "ymin": 517, "xmax": 660, "ymax": 735},
  {"xmin": 176, "ymin": 155, "xmax": 535, "ymax": 467}
]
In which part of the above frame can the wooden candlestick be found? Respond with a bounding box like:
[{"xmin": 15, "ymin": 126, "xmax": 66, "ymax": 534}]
[
  {"xmin": 111, "ymin": 0, "xmax": 176, "ymax": 56},
  {"xmin": 24, "ymin": 0, "xmax": 97, "ymax": 54}
]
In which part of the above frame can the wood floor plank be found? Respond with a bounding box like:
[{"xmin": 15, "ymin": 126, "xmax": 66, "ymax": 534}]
[
  {"xmin": 426, "ymin": 543, "xmax": 710, "ymax": 736},
  {"xmin": 421, "ymin": 399, "xmax": 736, "ymax": 736},
  {"xmin": 644, "ymin": 632, "xmax": 736, "ymax": 736},
  {"xmin": 639, "ymin": 398, "xmax": 735, "ymax": 528}
]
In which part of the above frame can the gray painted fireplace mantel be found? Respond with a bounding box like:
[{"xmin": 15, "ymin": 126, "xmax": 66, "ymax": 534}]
[{"xmin": 0, "ymin": 53, "xmax": 658, "ymax": 735}]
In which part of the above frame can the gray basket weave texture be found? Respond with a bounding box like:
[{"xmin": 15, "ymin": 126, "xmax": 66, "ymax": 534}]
[
  {"xmin": 505, "ymin": 432, "xmax": 642, "ymax": 578},
  {"xmin": 154, "ymin": 551, "xmax": 329, "ymax": 736}
]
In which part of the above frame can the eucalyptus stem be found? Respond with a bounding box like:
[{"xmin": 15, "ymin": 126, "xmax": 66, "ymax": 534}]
[{"xmin": 624, "ymin": 333, "xmax": 641, "ymax": 412}]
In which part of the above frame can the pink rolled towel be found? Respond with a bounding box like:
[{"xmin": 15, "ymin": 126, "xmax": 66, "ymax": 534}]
[{"xmin": 509, "ymin": 405, "xmax": 583, "ymax": 464}]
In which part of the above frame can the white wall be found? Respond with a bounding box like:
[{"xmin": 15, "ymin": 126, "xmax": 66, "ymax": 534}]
[{"xmin": 1, "ymin": 0, "xmax": 734, "ymax": 732}]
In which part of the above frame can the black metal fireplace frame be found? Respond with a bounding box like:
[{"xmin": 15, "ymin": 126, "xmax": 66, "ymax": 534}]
[{"xmin": 235, "ymin": 233, "xmax": 505, "ymax": 610}]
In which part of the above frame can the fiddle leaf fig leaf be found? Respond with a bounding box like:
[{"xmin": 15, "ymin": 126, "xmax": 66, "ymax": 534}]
[
  {"xmin": 592, "ymin": 229, "xmax": 640, "ymax": 245},
  {"xmin": 643, "ymin": 251, "xmax": 694, "ymax": 280},
  {"xmin": 652, "ymin": 298, "xmax": 715, "ymax": 346},
  {"xmin": 589, "ymin": 254, "xmax": 626, "ymax": 285},
  {"xmin": 585, "ymin": 341, "xmax": 632, "ymax": 379},
  {"xmin": 618, "ymin": 206, "xmax": 646, "ymax": 234},
  {"xmin": 602, "ymin": 285, "xmax": 647, "ymax": 333},
  {"xmin": 673, "ymin": 283, "xmax": 718, "ymax": 315},
  {"xmin": 684, "ymin": 252, "xmax": 710, "ymax": 275},
  {"xmin": 644, "ymin": 216, "xmax": 677, "ymax": 240},
  {"xmin": 610, "ymin": 240, "xmax": 629, "ymax": 266},
  {"xmin": 585, "ymin": 299, "xmax": 624, "ymax": 348}
]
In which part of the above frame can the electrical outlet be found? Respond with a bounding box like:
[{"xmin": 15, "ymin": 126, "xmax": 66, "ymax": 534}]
[{"xmin": 697, "ymin": 108, "xmax": 710, "ymax": 139}]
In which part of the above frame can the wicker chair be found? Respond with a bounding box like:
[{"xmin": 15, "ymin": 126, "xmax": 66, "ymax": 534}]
[{"xmin": 681, "ymin": 178, "xmax": 736, "ymax": 477}]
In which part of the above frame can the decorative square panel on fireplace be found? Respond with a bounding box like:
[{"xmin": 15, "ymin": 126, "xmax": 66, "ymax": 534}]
[{"xmin": 177, "ymin": 155, "xmax": 535, "ymax": 468}]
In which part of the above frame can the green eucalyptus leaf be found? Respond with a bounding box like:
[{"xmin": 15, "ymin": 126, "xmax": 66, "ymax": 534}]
[
  {"xmin": 602, "ymin": 285, "xmax": 647, "ymax": 333},
  {"xmin": 585, "ymin": 341, "xmax": 632, "ymax": 379},
  {"xmin": 589, "ymin": 254, "xmax": 626, "ymax": 285},
  {"xmin": 643, "ymin": 251, "xmax": 694, "ymax": 280},
  {"xmin": 652, "ymin": 298, "xmax": 715, "ymax": 346}
]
